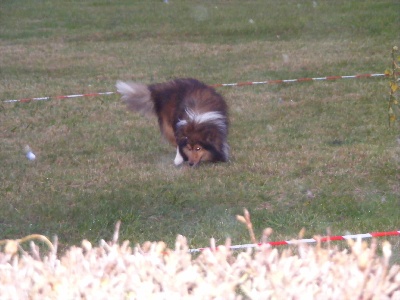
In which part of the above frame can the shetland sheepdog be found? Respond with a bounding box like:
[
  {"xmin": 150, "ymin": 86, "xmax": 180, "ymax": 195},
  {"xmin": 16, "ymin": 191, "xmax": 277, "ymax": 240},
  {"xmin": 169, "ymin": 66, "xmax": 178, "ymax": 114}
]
[{"xmin": 116, "ymin": 78, "xmax": 229, "ymax": 166}]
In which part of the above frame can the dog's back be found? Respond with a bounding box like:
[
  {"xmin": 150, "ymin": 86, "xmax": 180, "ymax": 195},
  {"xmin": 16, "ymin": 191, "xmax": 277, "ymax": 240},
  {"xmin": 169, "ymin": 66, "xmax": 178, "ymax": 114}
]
[{"xmin": 149, "ymin": 78, "xmax": 227, "ymax": 117}]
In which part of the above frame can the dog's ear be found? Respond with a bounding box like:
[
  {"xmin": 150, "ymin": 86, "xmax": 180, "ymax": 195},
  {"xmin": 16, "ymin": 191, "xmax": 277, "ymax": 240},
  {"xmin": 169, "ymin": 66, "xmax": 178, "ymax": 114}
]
[
  {"xmin": 178, "ymin": 136, "xmax": 188, "ymax": 147},
  {"xmin": 205, "ymin": 131, "xmax": 218, "ymax": 145},
  {"xmin": 204, "ymin": 131, "xmax": 228, "ymax": 162}
]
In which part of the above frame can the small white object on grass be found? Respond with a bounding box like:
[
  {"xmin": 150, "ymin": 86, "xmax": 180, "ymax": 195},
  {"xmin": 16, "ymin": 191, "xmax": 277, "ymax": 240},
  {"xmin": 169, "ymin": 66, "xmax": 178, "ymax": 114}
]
[
  {"xmin": 282, "ymin": 54, "xmax": 290, "ymax": 64},
  {"xmin": 24, "ymin": 145, "xmax": 36, "ymax": 161}
]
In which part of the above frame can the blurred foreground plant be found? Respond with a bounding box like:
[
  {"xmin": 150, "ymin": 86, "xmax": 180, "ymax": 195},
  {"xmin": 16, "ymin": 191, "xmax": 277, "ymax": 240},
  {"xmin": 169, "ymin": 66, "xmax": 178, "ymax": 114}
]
[
  {"xmin": 386, "ymin": 46, "xmax": 399, "ymax": 127},
  {"xmin": 0, "ymin": 213, "xmax": 399, "ymax": 299}
]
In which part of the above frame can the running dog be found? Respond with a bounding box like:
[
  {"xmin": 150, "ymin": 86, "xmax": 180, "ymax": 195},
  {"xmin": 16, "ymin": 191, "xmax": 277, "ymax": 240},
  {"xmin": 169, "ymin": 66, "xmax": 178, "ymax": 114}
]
[{"xmin": 116, "ymin": 78, "xmax": 229, "ymax": 166}]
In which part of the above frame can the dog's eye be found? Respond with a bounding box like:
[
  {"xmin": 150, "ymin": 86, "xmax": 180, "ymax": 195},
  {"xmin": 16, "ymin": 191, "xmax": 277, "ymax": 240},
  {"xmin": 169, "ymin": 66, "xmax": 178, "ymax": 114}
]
[{"xmin": 195, "ymin": 147, "xmax": 202, "ymax": 152}]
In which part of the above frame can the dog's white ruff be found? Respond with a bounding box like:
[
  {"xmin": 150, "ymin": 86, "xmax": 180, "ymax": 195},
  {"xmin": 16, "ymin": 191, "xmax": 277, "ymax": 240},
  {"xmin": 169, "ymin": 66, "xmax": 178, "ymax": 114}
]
[
  {"xmin": 174, "ymin": 146, "xmax": 184, "ymax": 165},
  {"xmin": 176, "ymin": 109, "xmax": 227, "ymax": 134}
]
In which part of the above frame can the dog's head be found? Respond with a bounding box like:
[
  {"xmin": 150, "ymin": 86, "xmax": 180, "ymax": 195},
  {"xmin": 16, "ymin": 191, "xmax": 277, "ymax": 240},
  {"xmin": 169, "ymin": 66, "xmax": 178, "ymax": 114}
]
[
  {"xmin": 179, "ymin": 140, "xmax": 213, "ymax": 167},
  {"xmin": 175, "ymin": 109, "xmax": 229, "ymax": 166},
  {"xmin": 177, "ymin": 132, "xmax": 229, "ymax": 167}
]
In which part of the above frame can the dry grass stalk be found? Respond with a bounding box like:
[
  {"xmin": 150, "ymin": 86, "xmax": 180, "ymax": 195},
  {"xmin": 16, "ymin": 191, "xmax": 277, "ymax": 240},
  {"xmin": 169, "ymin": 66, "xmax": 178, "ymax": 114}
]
[{"xmin": 236, "ymin": 209, "xmax": 257, "ymax": 244}]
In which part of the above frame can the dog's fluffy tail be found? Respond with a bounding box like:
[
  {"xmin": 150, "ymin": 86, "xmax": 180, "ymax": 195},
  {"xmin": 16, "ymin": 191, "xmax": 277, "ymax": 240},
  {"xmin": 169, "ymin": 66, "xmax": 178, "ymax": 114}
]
[{"xmin": 116, "ymin": 81, "xmax": 154, "ymax": 117}]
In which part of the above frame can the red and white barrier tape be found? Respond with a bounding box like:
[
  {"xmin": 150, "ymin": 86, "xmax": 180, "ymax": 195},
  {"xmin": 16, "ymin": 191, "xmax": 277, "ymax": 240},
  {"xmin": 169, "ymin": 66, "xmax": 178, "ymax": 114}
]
[
  {"xmin": 3, "ymin": 91, "xmax": 115, "ymax": 104},
  {"xmin": 188, "ymin": 230, "xmax": 400, "ymax": 253},
  {"xmin": 210, "ymin": 72, "xmax": 386, "ymax": 87},
  {"xmin": 2, "ymin": 72, "xmax": 388, "ymax": 104}
]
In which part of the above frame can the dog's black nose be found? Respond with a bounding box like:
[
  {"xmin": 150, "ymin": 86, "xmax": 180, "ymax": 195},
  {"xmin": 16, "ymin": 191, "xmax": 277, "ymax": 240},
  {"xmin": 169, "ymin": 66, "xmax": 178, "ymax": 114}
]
[{"xmin": 189, "ymin": 162, "xmax": 194, "ymax": 166}]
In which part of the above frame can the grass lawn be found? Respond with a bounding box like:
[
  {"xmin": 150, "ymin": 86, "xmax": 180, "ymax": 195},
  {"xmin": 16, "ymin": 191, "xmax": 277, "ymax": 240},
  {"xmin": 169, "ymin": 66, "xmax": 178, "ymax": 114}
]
[{"xmin": 0, "ymin": 0, "xmax": 399, "ymax": 261}]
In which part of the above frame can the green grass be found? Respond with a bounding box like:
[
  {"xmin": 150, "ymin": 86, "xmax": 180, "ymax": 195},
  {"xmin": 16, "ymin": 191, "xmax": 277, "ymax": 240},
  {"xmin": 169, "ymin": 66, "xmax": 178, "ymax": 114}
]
[{"xmin": 0, "ymin": 0, "xmax": 399, "ymax": 262}]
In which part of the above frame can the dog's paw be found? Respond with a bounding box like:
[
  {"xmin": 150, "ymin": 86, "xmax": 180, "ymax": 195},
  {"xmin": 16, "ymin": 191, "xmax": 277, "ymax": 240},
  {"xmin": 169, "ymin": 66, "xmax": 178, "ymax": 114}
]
[{"xmin": 174, "ymin": 147, "xmax": 184, "ymax": 166}]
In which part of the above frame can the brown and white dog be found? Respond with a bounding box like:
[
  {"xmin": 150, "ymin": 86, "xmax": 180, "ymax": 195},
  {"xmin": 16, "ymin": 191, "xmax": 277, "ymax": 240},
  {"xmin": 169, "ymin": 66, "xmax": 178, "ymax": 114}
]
[{"xmin": 116, "ymin": 78, "xmax": 229, "ymax": 166}]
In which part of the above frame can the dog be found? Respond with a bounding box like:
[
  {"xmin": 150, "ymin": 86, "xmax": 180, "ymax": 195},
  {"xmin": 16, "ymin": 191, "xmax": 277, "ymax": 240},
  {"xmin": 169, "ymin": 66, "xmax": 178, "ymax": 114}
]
[{"xmin": 116, "ymin": 78, "xmax": 229, "ymax": 166}]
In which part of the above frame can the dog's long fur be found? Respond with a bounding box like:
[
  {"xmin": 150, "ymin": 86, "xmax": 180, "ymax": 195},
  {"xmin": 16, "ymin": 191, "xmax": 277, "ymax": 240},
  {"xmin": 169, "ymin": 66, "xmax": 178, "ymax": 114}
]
[{"xmin": 116, "ymin": 78, "xmax": 229, "ymax": 166}]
